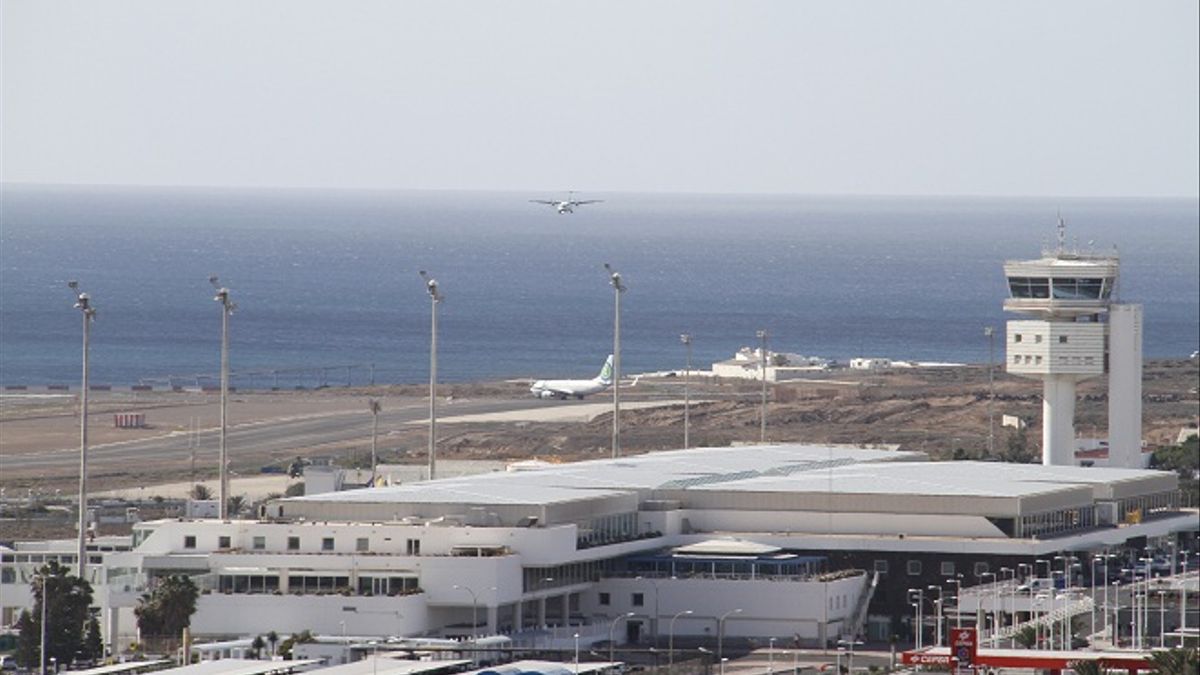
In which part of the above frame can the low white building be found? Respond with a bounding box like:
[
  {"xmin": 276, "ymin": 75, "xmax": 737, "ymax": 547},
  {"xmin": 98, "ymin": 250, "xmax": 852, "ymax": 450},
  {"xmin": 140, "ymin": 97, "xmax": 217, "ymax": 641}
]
[
  {"xmin": 2, "ymin": 444, "xmax": 1195, "ymax": 653},
  {"xmin": 711, "ymin": 347, "xmax": 830, "ymax": 382}
]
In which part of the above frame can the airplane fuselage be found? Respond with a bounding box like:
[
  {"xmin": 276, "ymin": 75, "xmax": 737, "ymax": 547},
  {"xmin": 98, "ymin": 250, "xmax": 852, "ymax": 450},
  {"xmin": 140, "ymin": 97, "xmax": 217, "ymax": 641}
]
[
  {"xmin": 529, "ymin": 378, "xmax": 608, "ymax": 400},
  {"xmin": 556, "ymin": 202, "xmax": 574, "ymax": 214}
]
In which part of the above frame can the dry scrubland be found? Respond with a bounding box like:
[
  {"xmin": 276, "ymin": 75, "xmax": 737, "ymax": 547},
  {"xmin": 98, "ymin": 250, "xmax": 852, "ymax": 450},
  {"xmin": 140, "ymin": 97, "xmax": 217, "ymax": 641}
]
[{"xmin": 1, "ymin": 359, "xmax": 1195, "ymax": 494}]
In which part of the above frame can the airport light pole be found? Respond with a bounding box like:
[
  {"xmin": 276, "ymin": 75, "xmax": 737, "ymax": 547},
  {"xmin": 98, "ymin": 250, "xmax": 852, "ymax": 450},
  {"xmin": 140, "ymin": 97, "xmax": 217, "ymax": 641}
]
[
  {"xmin": 768, "ymin": 637, "xmax": 776, "ymax": 675},
  {"xmin": 680, "ymin": 334, "xmax": 692, "ymax": 449},
  {"xmin": 420, "ymin": 271, "xmax": 443, "ymax": 480},
  {"xmin": 717, "ymin": 608, "xmax": 742, "ymax": 664},
  {"xmin": 668, "ymin": 610, "xmax": 693, "ymax": 670},
  {"xmin": 67, "ymin": 282, "xmax": 96, "ymax": 576},
  {"xmin": 367, "ymin": 398, "xmax": 382, "ymax": 484},
  {"xmin": 604, "ymin": 264, "xmax": 626, "ymax": 458},
  {"xmin": 609, "ymin": 612, "xmax": 635, "ymax": 664},
  {"xmin": 757, "ymin": 330, "xmax": 768, "ymax": 443},
  {"xmin": 39, "ymin": 570, "xmax": 48, "ymax": 675},
  {"xmin": 209, "ymin": 276, "xmax": 236, "ymax": 520},
  {"xmin": 984, "ymin": 326, "xmax": 996, "ymax": 455}
]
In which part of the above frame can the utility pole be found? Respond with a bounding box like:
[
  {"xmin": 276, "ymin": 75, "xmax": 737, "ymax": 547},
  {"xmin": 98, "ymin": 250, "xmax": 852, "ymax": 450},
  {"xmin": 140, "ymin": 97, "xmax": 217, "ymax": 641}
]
[{"xmin": 68, "ymin": 281, "xmax": 96, "ymax": 577}]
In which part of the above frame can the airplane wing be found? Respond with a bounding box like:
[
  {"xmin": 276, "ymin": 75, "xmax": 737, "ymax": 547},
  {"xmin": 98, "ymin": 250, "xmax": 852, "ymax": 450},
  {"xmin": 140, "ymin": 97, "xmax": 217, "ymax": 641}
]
[
  {"xmin": 530, "ymin": 200, "xmax": 558, "ymax": 205},
  {"xmin": 572, "ymin": 200, "xmax": 604, "ymax": 205}
]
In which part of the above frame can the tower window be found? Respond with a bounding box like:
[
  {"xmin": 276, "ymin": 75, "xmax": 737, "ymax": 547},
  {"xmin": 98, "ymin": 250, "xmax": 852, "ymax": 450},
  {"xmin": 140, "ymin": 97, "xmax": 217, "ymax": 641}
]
[
  {"xmin": 1014, "ymin": 334, "xmax": 1023, "ymax": 343},
  {"xmin": 1013, "ymin": 355, "xmax": 1020, "ymax": 364},
  {"xmin": 1059, "ymin": 335, "xmax": 1069, "ymax": 344},
  {"xmin": 1035, "ymin": 335, "xmax": 1043, "ymax": 344}
]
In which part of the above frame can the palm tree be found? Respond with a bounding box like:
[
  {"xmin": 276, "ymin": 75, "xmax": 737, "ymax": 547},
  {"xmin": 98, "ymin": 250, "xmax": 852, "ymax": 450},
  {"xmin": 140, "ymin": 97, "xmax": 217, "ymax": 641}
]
[
  {"xmin": 267, "ymin": 631, "xmax": 279, "ymax": 658},
  {"xmin": 1146, "ymin": 648, "xmax": 1200, "ymax": 675},
  {"xmin": 135, "ymin": 575, "xmax": 200, "ymax": 649},
  {"xmin": 251, "ymin": 635, "xmax": 266, "ymax": 660},
  {"xmin": 227, "ymin": 495, "xmax": 247, "ymax": 518},
  {"xmin": 189, "ymin": 484, "xmax": 212, "ymax": 500}
]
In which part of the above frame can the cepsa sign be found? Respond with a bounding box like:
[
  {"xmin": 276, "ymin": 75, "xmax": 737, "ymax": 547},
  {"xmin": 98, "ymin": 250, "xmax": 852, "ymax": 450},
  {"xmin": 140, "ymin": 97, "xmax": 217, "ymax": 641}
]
[{"xmin": 950, "ymin": 628, "xmax": 977, "ymax": 672}]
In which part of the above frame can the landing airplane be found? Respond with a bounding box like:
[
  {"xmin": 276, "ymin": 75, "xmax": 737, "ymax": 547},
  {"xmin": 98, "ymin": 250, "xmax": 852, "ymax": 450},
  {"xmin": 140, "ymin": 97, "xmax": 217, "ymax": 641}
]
[
  {"xmin": 530, "ymin": 193, "xmax": 603, "ymax": 214},
  {"xmin": 530, "ymin": 355, "xmax": 613, "ymax": 400}
]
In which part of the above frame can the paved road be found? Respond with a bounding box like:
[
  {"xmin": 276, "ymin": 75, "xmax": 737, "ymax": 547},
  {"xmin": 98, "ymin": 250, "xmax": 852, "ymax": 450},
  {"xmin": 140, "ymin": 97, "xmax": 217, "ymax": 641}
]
[{"xmin": 0, "ymin": 397, "xmax": 593, "ymax": 476}]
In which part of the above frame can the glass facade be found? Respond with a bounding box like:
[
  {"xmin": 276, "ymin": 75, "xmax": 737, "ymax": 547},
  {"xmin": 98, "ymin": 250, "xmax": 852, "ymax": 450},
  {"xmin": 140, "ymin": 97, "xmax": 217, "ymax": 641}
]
[{"xmin": 1008, "ymin": 276, "xmax": 1111, "ymax": 300}]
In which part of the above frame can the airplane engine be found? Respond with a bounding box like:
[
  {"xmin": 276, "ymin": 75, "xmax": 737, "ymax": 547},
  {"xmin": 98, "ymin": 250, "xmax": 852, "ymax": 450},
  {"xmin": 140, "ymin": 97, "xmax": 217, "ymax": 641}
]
[{"xmin": 537, "ymin": 390, "xmax": 558, "ymax": 399}]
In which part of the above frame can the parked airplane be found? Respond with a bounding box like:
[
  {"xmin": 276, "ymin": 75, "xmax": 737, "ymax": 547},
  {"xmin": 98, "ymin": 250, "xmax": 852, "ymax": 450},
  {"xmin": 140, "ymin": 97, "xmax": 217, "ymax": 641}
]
[
  {"xmin": 530, "ymin": 192, "xmax": 603, "ymax": 214},
  {"xmin": 530, "ymin": 355, "xmax": 614, "ymax": 399}
]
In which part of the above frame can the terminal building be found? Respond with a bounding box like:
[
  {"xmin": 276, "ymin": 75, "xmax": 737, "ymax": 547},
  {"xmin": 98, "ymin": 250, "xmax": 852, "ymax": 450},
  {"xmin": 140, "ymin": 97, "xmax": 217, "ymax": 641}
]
[{"xmin": 3, "ymin": 444, "xmax": 1194, "ymax": 651}]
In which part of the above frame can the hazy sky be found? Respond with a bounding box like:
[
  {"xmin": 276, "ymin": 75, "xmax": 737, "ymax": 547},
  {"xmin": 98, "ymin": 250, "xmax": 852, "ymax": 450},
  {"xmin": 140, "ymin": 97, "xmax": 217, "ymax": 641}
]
[{"xmin": 2, "ymin": 1, "xmax": 1197, "ymax": 197}]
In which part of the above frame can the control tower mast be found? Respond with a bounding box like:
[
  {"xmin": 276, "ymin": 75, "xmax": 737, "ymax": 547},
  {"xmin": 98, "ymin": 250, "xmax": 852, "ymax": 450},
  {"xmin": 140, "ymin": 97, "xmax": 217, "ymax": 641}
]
[{"xmin": 1002, "ymin": 218, "xmax": 1142, "ymax": 467}]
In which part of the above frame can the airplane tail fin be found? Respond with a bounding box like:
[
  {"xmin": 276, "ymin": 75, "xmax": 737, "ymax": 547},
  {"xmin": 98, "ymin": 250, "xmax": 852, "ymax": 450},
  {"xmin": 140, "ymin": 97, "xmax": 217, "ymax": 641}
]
[{"xmin": 596, "ymin": 354, "xmax": 614, "ymax": 384}]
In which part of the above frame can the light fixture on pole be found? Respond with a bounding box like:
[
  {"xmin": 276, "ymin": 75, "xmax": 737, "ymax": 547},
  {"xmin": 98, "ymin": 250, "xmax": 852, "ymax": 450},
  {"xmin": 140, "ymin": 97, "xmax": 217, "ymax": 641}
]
[
  {"xmin": 419, "ymin": 271, "xmax": 443, "ymax": 481},
  {"xmin": 984, "ymin": 326, "xmax": 996, "ymax": 454},
  {"xmin": 604, "ymin": 263, "xmax": 626, "ymax": 458},
  {"xmin": 573, "ymin": 632, "xmax": 580, "ymax": 674},
  {"xmin": 680, "ymin": 334, "xmax": 692, "ymax": 449},
  {"xmin": 39, "ymin": 570, "xmax": 49, "ymax": 675},
  {"xmin": 453, "ymin": 584, "xmax": 480, "ymax": 640},
  {"xmin": 717, "ymin": 608, "xmax": 742, "ymax": 664},
  {"xmin": 908, "ymin": 588, "xmax": 924, "ymax": 650},
  {"xmin": 947, "ymin": 574, "xmax": 963, "ymax": 629},
  {"xmin": 367, "ymin": 398, "xmax": 382, "ymax": 484},
  {"xmin": 609, "ymin": 612, "xmax": 635, "ymax": 664},
  {"xmin": 668, "ymin": 609, "xmax": 693, "ymax": 670},
  {"xmin": 756, "ymin": 330, "xmax": 767, "ymax": 443},
  {"xmin": 67, "ymin": 281, "xmax": 96, "ymax": 577},
  {"xmin": 209, "ymin": 276, "xmax": 236, "ymax": 520},
  {"xmin": 927, "ymin": 584, "xmax": 944, "ymax": 647}
]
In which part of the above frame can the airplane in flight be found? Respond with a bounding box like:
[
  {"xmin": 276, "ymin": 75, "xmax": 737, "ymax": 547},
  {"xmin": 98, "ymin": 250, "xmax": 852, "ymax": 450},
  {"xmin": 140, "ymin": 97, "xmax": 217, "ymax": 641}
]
[
  {"xmin": 530, "ymin": 192, "xmax": 604, "ymax": 214},
  {"xmin": 530, "ymin": 355, "xmax": 614, "ymax": 399}
]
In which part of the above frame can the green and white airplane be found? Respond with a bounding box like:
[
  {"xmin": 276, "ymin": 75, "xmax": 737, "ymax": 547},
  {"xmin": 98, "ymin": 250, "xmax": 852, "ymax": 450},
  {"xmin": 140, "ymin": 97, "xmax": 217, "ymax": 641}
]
[{"xmin": 530, "ymin": 355, "xmax": 614, "ymax": 400}]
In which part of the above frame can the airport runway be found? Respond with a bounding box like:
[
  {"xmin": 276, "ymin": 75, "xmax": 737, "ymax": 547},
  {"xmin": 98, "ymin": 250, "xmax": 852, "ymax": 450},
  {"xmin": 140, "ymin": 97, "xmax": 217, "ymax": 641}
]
[{"xmin": 0, "ymin": 397, "xmax": 593, "ymax": 477}]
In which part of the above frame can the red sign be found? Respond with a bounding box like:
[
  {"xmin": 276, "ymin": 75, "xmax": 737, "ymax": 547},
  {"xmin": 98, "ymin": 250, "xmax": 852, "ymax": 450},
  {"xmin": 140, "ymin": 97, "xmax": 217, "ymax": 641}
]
[{"xmin": 950, "ymin": 628, "xmax": 977, "ymax": 672}]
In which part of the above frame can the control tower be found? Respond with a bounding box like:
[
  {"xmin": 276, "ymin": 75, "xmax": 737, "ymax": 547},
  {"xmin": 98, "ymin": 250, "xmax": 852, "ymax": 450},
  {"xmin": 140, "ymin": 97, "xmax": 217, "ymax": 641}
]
[{"xmin": 1002, "ymin": 219, "xmax": 1143, "ymax": 467}]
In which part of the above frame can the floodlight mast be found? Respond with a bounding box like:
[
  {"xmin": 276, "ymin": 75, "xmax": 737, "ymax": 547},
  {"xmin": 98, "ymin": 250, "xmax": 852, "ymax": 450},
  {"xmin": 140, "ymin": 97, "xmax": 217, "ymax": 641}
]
[
  {"xmin": 680, "ymin": 334, "xmax": 692, "ymax": 449},
  {"xmin": 210, "ymin": 276, "xmax": 236, "ymax": 520},
  {"xmin": 420, "ymin": 271, "xmax": 443, "ymax": 481},
  {"xmin": 68, "ymin": 281, "xmax": 97, "ymax": 578},
  {"xmin": 604, "ymin": 264, "xmax": 626, "ymax": 458}
]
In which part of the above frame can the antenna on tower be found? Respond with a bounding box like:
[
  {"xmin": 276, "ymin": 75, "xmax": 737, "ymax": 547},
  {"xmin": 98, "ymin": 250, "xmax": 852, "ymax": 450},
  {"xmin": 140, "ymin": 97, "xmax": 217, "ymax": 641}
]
[{"xmin": 1055, "ymin": 212, "xmax": 1066, "ymax": 254}]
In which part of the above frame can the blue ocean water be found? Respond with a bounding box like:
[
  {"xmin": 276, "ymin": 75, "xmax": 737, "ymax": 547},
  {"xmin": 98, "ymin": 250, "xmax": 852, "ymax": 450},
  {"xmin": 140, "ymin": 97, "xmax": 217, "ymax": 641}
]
[{"xmin": 0, "ymin": 185, "xmax": 1197, "ymax": 387}]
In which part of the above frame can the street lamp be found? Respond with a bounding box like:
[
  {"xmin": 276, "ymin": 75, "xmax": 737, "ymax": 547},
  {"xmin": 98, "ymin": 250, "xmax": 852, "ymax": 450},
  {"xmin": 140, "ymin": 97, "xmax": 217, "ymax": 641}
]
[
  {"xmin": 67, "ymin": 281, "xmax": 97, "ymax": 576},
  {"xmin": 927, "ymin": 584, "xmax": 944, "ymax": 647},
  {"xmin": 768, "ymin": 637, "xmax": 776, "ymax": 675},
  {"xmin": 907, "ymin": 588, "xmax": 924, "ymax": 650},
  {"xmin": 680, "ymin": 334, "xmax": 692, "ymax": 449},
  {"xmin": 367, "ymin": 398, "xmax": 382, "ymax": 483},
  {"xmin": 604, "ymin": 263, "xmax": 626, "ymax": 458},
  {"xmin": 453, "ymin": 584, "xmax": 481, "ymax": 639},
  {"xmin": 635, "ymin": 575, "xmax": 668, "ymax": 644},
  {"xmin": 419, "ymin": 271, "xmax": 443, "ymax": 480},
  {"xmin": 574, "ymin": 633, "xmax": 580, "ymax": 674},
  {"xmin": 669, "ymin": 610, "xmax": 693, "ymax": 670},
  {"xmin": 756, "ymin": 330, "xmax": 768, "ymax": 443},
  {"xmin": 209, "ymin": 276, "xmax": 236, "ymax": 520},
  {"xmin": 999, "ymin": 567, "xmax": 1014, "ymax": 639},
  {"xmin": 947, "ymin": 574, "xmax": 963, "ymax": 629},
  {"xmin": 717, "ymin": 608, "xmax": 743, "ymax": 664},
  {"xmin": 984, "ymin": 326, "xmax": 996, "ymax": 455},
  {"xmin": 39, "ymin": 570, "xmax": 49, "ymax": 675},
  {"xmin": 837, "ymin": 639, "xmax": 863, "ymax": 675},
  {"xmin": 609, "ymin": 612, "xmax": 635, "ymax": 664}
]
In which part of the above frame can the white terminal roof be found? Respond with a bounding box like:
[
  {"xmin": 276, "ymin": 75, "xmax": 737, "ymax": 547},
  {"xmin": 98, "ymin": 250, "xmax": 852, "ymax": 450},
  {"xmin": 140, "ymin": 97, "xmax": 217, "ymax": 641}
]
[
  {"xmin": 307, "ymin": 657, "xmax": 472, "ymax": 675},
  {"xmin": 275, "ymin": 444, "xmax": 1176, "ymax": 524},
  {"xmin": 150, "ymin": 659, "xmax": 322, "ymax": 675}
]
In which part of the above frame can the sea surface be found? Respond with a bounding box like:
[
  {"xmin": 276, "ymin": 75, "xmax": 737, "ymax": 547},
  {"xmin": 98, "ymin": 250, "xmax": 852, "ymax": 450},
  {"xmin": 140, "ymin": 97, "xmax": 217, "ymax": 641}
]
[{"xmin": 1, "ymin": 185, "xmax": 1197, "ymax": 387}]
